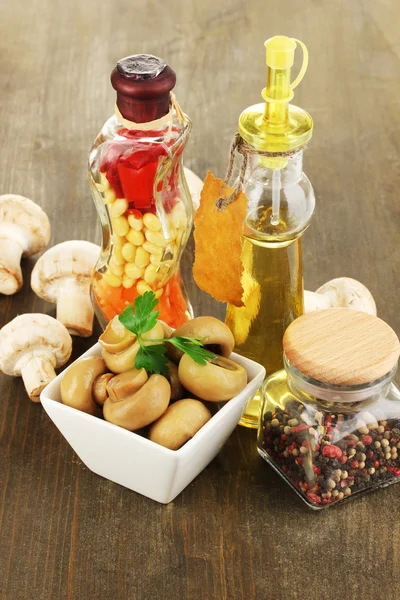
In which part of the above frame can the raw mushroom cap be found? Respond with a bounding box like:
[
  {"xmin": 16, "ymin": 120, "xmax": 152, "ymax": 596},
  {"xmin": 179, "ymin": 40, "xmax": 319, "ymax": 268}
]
[
  {"xmin": 31, "ymin": 240, "xmax": 100, "ymax": 336},
  {"xmin": 0, "ymin": 195, "xmax": 51, "ymax": 295},
  {"xmin": 183, "ymin": 168, "xmax": 203, "ymax": 212},
  {"xmin": 0, "ymin": 313, "xmax": 72, "ymax": 400},
  {"xmin": 316, "ymin": 278, "xmax": 377, "ymax": 316},
  {"xmin": 0, "ymin": 194, "xmax": 51, "ymax": 257},
  {"xmin": 31, "ymin": 240, "xmax": 100, "ymax": 303}
]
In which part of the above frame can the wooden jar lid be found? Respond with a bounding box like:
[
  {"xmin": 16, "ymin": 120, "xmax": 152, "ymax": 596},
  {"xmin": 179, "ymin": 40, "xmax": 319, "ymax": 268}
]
[{"xmin": 283, "ymin": 308, "xmax": 400, "ymax": 385}]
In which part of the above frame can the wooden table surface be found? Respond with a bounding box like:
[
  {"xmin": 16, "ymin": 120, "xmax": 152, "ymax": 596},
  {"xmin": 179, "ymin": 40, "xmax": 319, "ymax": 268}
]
[{"xmin": 1, "ymin": 1, "xmax": 400, "ymax": 599}]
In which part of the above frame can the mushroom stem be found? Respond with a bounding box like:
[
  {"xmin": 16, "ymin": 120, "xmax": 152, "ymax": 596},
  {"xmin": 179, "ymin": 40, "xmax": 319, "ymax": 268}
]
[
  {"xmin": 20, "ymin": 356, "xmax": 57, "ymax": 402},
  {"xmin": 56, "ymin": 279, "xmax": 94, "ymax": 337},
  {"xmin": 0, "ymin": 238, "xmax": 23, "ymax": 295}
]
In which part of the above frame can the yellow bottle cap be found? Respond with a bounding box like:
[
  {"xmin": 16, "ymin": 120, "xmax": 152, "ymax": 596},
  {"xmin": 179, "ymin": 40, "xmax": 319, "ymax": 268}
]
[{"xmin": 265, "ymin": 36, "xmax": 297, "ymax": 70}]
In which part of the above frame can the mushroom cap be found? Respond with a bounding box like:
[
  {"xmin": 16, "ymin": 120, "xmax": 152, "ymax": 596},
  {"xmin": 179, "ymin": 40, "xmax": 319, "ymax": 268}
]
[
  {"xmin": 168, "ymin": 316, "xmax": 235, "ymax": 363},
  {"xmin": 0, "ymin": 194, "xmax": 51, "ymax": 256},
  {"xmin": 31, "ymin": 240, "xmax": 100, "ymax": 302},
  {"xmin": 316, "ymin": 277, "xmax": 377, "ymax": 316},
  {"xmin": 0, "ymin": 313, "xmax": 72, "ymax": 375},
  {"xmin": 183, "ymin": 167, "xmax": 203, "ymax": 212}
]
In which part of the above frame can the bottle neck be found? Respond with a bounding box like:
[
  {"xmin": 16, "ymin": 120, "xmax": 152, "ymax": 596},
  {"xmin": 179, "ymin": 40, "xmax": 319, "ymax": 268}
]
[
  {"xmin": 263, "ymin": 66, "xmax": 291, "ymax": 127},
  {"xmin": 284, "ymin": 354, "xmax": 396, "ymax": 412},
  {"xmin": 245, "ymin": 149, "xmax": 304, "ymax": 186}
]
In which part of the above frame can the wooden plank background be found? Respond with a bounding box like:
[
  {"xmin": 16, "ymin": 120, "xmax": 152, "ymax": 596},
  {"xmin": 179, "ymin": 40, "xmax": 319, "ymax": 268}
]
[{"xmin": 0, "ymin": 0, "xmax": 399, "ymax": 599}]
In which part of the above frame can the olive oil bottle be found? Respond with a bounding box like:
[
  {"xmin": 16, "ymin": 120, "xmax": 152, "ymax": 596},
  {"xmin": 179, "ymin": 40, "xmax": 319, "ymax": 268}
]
[{"xmin": 225, "ymin": 36, "xmax": 315, "ymax": 428}]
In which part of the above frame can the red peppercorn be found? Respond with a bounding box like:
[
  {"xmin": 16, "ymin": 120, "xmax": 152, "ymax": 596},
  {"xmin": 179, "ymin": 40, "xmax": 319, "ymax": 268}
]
[
  {"xmin": 306, "ymin": 492, "xmax": 321, "ymax": 504},
  {"xmin": 303, "ymin": 483, "xmax": 310, "ymax": 491},
  {"xmin": 391, "ymin": 438, "xmax": 399, "ymax": 444},
  {"xmin": 367, "ymin": 450, "xmax": 374, "ymax": 459},
  {"xmin": 292, "ymin": 424, "xmax": 308, "ymax": 433},
  {"xmin": 387, "ymin": 466, "xmax": 394, "ymax": 473},
  {"xmin": 340, "ymin": 480, "xmax": 348, "ymax": 488},
  {"xmin": 322, "ymin": 445, "xmax": 343, "ymax": 459},
  {"xmin": 374, "ymin": 460, "xmax": 380, "ymax": 468},
  {"xmin": 295, "ymin": 457, "xmax": 303, "ymax": 466},
  {"xmin": 351, "ymin": 460, "xmax": 359, "ymax": 469},
  {"xmin": 362, "ymin": 435, "xmax": 373, "ymax": 445},
  {"xmin": 322, "ymin": 498, "xmax": 332, "ymax": 505},
  {"xmin": 313, "ymin": 466, "xmax": 322, "ymax": 475},
  {"xmin": 393, "ymin": 469, "xmax": 400, "ymax": 477},
  {"xmin": 339, "ymin": 456, "xmax": 348, "ymax": 464}
]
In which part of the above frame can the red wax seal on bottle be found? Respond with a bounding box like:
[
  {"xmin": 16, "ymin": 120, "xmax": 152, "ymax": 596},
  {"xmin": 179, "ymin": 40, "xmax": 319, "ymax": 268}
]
[{"xmin": 111, "ymin": 54, "xmax": 176, "ymax": 123}]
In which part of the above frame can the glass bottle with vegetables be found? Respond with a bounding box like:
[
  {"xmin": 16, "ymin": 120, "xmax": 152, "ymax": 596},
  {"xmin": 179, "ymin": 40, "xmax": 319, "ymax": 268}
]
[
  {"xmin": 225, "ymin": 36, "xmax": 315, "ymax": 428},
  {"xmin": 89, "ymin": 54, "xmax": 193, "ymax": 330}
]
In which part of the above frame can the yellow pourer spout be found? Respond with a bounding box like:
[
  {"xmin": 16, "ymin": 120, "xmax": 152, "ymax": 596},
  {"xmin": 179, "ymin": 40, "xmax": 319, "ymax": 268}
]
[
  {"xmin": 238, "ymin": 35, "xmax": 312, "ymax": 156},
  {"xmin": 262, "ymin": 36, "xmax": 308, "ymax": 129}
]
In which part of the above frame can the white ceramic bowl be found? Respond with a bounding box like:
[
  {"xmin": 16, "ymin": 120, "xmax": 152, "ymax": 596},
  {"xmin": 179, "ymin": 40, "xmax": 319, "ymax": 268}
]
[{"xmin": 41, "ymin": 343, "xmax": 265, "ymax": 504}]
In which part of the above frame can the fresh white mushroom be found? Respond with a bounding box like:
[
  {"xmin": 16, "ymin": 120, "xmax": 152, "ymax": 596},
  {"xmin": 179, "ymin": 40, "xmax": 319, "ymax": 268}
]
[
  {"xmin": 183, "ymin": 167, "xmax": 203, "ymax": 212},
  {"xmin": 31, "ymin": 240, "xmax": 100, "ymax": 337},
  {"xmin": 0, "ymin": 194, "xmax": 51, "ymax": 295},
  {"xmin": 0, "ymin": 314, "xmax": 72, "ymax": 401},
  {"xmin": 304, "ymin": 278, "xmax": 377, "ymax": 315}
]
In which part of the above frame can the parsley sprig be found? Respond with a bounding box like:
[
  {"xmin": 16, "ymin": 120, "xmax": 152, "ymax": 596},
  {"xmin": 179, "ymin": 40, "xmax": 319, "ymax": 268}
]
[{"xmin": 118, "ymin": 291, "xmax": 216, "ymax": 375}]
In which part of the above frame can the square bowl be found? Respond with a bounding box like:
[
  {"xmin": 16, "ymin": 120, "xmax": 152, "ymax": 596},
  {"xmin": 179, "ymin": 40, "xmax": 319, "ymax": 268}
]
[{"xmin": 41, "ymin": 343, "xmax": 265, "ymax": 504}]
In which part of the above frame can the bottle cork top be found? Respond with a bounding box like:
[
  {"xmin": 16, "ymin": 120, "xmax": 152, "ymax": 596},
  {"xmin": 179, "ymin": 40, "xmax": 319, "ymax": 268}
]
[
  {"xmin": 111, "ymin": 54, "xmax": 176, "ymax": 123},
  {"xmin": 283, "ymin": 308, "xmax": 400, "ymax": 386}
]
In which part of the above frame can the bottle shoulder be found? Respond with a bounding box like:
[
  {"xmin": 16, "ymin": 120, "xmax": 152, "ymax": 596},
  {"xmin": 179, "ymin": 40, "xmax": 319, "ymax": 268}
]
[{"xmin": 89, "ymin": 112, "xmax": 191, "ymax": 175}]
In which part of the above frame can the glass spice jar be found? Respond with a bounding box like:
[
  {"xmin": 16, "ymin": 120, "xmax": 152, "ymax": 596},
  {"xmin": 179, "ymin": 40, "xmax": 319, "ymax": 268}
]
[
  {"xmin": 258, "ymin": 308, "xmax": 400, "ymax": 509},
  {"xmin": 88, "ymin": 54, "xmax": 193, "ymax": 329}
]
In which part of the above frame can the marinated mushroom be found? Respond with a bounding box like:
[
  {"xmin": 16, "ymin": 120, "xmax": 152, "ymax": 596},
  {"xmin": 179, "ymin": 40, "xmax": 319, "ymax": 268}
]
[
  {"xmin": 158, "ymin": 320, "xmax": 173, "ymax": 339},
  {"xmin": 103, "ymin": 374, "xmax": 171, "ymax": 431},
  {"xmin": 99, "ymin": 316, "xmax": 135, "ymax": 353},
  {"xmin": 167, "ymin": 316, "xmax": 235, "ymax": 363},
  {"xmin": 93, "ymin": 372, "xmax": 115, "ymax": 405},
  {"xmin": 0, "ymin": 194, "xmax": 51, "ymax": 295},
  {"xmin": 101, "ymin": 321, "xmax": 164, "ymax": 373},
  {"xmin": 31, "ymin": 240, "xmax": 100, "ymax": 337},
  {"xmin": 178, "ymin": 354, "xmax": 247, "ymax": 402},
  {"xmin": 61, "ymin": 356, "xmax": 107, "ymax": 415},
  {"xmin": 165, "ymin": 360, "xmax": 185, "ymax": 400},
  {"xmin": 106, "ymin": 367, "xmax": 148, "ymax": 402},
  {"xmin": 0, "ymin": 314, "xmax": 72, "ymax": 401},
  {"xmin": 149, "ymin": 399, "xmax": 212, "ymax": 450}
]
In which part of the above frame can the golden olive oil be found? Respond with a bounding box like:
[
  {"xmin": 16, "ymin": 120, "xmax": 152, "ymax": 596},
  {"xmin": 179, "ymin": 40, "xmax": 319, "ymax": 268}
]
[{"xmin": 226, "ymin": 233, "xmax": 304, "ymax": 428}]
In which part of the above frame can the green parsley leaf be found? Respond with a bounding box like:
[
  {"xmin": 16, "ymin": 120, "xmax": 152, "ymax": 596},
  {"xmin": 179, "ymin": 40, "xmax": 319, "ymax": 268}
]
[
  {"xmin": 135, "ymin": 343, "xmax": 169, "ymax": 375},
  {"xmin": 118, "ymin": 291, "xmax": 216, "ymax": 373},
  {"xmin": 119, "ymin": 291, "xmax": 159, "ymax": 335},
  {"xmin": 168, "ymin": 336, "xmax": 216, "ymax": 365}
]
